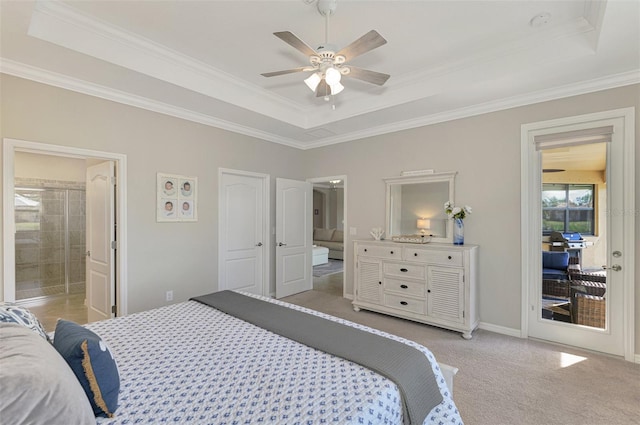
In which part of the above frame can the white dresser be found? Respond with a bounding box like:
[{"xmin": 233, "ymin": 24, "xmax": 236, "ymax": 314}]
[{"xmin": 353, "ymin": 240, "xmax": 478, "ymax": 339}]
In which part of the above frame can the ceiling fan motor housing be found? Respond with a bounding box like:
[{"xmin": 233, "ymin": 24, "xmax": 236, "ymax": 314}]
[{"xmin": 317, "ymin": 0, "xmax": 337, "ymax": 16}]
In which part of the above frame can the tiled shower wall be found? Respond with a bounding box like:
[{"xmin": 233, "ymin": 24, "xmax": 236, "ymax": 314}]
[{"xmin": 15, "ymin": 178, "xmax": 86, "ymax": 299}]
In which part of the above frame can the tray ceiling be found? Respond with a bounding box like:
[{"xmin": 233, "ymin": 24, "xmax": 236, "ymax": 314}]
[{"xmin": 1, "ymin": 0, "xmax": 638, "ymax": 149}]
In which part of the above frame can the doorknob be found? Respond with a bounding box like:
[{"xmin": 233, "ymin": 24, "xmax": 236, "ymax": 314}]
[
  {"xmin": 255, "ymin": 242, "xmax": 263, "ymax": 247},
  {"xmin": 278, "ymin": 242, "xmax": 287, "ymax": 247},
  {"xmin": 602, "ymin": 264, "xmax": 622, "ymax": 272}
]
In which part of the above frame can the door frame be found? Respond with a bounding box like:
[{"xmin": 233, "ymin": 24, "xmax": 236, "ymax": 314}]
[
  {"xmin": 217, "ymin": 168, "xmax": 270, "ymax": 296},
  {"xmin": 520, "ymin": 108, "xmax": 635, "ymax": 361},
  {"xmin": 307, "ymin": 175, "xmax": 348, "ymax": 299},
  {"xmin": 2, "ymin": 138, "xmax": 128, "ymax": 316}
]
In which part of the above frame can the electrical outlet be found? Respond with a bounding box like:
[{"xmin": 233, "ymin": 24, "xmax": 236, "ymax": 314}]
[{"xmin": 166, "ymin": 290, "xmax": 173, "ymax": 302}]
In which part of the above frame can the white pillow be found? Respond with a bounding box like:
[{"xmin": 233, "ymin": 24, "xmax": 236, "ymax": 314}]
[{"xmin": 0, "ymin": 323, "xmax": 95, "ymax": 424}]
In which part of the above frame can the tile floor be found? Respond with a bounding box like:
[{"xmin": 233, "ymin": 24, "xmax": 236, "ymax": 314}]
[{"xmin": 17, "ymin": 271, "xmax": 344, "ymax": 333}]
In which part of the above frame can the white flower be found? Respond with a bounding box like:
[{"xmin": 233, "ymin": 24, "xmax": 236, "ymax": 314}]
[{"xmin": 444, "ymin": 201, "xmax": 472, "ymax": 220}]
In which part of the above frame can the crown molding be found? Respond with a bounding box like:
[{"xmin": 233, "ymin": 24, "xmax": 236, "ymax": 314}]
[
  {"xmin": 2, "ymin": 58, "xmax": 637, "ymax": 151},
  {"xmin": 28, "ymin": 0, "xmax": 311, "ymax": 128},
  {"xmin": 0, "ymin": 59, "xmax": 305, "ymax": 149},
  {"xmin": 301, "ymin": 70, "xmax": 640, "ymax": 149}
]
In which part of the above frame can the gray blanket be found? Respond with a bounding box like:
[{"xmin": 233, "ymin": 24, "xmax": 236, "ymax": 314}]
[{"xmin": 191, "ymin": 291, "xmax": 443, "ymax": 425}]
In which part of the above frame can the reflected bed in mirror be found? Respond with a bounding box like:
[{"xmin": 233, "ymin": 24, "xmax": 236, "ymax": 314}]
[{"xmin": 385, "ymin": 171, "xmax": 456, "ymax": 244}]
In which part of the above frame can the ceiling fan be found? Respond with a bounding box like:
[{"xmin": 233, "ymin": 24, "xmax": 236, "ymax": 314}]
[{"xmin": 261, "ymin": 0, "xmax": 390, "ymax": 98}]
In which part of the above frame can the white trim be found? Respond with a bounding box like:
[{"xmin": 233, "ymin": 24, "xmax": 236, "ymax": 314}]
[
  {"xmin": 2, "ymin": 58, "xmax": 638, "ymax": 150},
  {"xmin": 0, "ymin": 60, "xmax": 303, "ymax": 150},
  {"xmin": 478, "ymin": 322, "xmax": 522, "ymax": 339},
  {"xmin": 307, "ymin": 175, "xmax": 348, "ymax": 298},
  {"xmin": 520, "ymin": 107, "xmax": 635, "ymax": 361},
  {"xmin": 217, "ymin": 168, "xmax": 271, "ymax": 297},
  {"xmin": 2, "ymin": 138, "xmax": 128, "ymax": 316}
]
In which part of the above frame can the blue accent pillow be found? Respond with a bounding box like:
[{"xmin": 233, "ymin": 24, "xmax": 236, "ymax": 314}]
[{"xmin": 53, "ymin": 320, "xmax": 120, "ymax": 418}]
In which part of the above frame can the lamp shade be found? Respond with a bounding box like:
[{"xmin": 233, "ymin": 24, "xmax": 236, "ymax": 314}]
[
  {"xmin": 325, "ymin": 67, "xmax": 342, "ymax": 85},
  {"xmin": 329, "ymin": 81, "xmax": 344, "ymax": 95},
  {"xmin": 417, "ymin": 218, "xmax": 431, "ymax": 229},
  {"xmin": 304, "ymin": 73, "xmax": 322, "ymax": 92}
]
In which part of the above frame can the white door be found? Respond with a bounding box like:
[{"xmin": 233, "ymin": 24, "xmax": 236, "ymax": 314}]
[
  {"xmin": 276, "ymin": 178, "xmax": 312, "ymax": 298},
  {"xmin": 86, "ymin": 161, "xmax": 115, "ymax": 323},
  {"xmin": 523, "ymin": 110, "xmax": 634, "ymax": 358},
  {"xmin": 218, "ymin": 170, "xmax": 268, "ymax": 295}
]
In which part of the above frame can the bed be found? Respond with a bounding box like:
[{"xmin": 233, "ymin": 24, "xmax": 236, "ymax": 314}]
[{"xmin": 0, "ymin": 291, "xmax": 463, "ymax": 425}]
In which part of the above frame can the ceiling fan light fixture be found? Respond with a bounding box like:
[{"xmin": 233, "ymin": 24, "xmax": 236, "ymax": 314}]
[
  {"xmin": 304, "ymin": 72, "xmax": 322, "ymax": 92},
  {"xmin": 325, "ymin": 66, "xmax": 341, "ymax": 85},
  {"xmin": 329, "ymin": 81, "xmax": 344, "ymax": 95}
]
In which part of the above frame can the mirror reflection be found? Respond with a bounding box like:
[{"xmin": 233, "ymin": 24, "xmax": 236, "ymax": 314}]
[{"xmin": 385, "ymin": 172, "xmax": 456, "ymax": 243}]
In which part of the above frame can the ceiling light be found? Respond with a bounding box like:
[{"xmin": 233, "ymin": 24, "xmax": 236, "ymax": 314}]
[
  {"xmin": 329, "ymin": 81, "xmax": 344, "ymax": 95},
  {"xmin": 325, "ymin": 67, "xmax": 341, "ymax": 85},
  {"xmin": 304, "ymin": 72, "xmax": 322, "ymax": 92}
]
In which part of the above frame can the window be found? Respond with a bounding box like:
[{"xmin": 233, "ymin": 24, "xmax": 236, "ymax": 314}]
[{"xmin": 542, "ymin": 184, "xmax": 595, "ymax": 235}]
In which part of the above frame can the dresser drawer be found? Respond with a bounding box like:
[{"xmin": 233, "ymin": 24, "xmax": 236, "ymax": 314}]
[
  {"xmin": 384, "ymin": 294, "xmax": 426, "ymax": 315},
  {"xmin": 384, "ymin": 278, "xmax": 426, "ymax": 297},
  {"xmin": 357, "ymin": 244, "xmax": 401, "ymax": 259},
  {"xmin": 383, "ymin": 262, "xmax": 426, "ymax": 279},
  {"xmin": 403, "ymin": 247, "xmax": 463, "ymax": 266}
]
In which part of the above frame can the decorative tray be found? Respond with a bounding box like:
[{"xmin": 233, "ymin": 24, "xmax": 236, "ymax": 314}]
[{"xmin": 391, "ymin": 235, "xmax": 431, "ymax": 244}]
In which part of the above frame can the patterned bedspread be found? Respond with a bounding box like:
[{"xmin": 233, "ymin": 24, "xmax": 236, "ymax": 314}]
[{"xmin": 88, "ymin": 293, "xmax": 462, "ymax": 424}]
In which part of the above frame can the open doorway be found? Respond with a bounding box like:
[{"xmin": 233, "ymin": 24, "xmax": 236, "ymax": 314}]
[
  {"xmin": 13, "ymin": 152, "xmax": 89, "ymax": 329},
  {"xmin": 308, "ymin": 176, "xmax": 346, "ymax": 298},
  {"xmin": 3, "ymin": 138, "xmax": 128, "ymax": 332}
]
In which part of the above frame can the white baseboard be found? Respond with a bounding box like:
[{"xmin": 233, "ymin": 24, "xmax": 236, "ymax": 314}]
[
  {"xmin": 478, "ymin": 322, "xmax": 523, "ymax": 338},
  {"xmin": 635, "ymin": 354, "xmax": 640, "ymax": 364}
]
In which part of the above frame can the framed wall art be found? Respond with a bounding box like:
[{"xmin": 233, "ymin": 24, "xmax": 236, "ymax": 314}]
[{"xmin": 157, "ymin": 173, "xmax": 198, "ymax": 222}]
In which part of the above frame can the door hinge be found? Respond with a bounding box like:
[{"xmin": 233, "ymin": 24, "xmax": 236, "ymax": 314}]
[
  {"xmin": 111, "ymin": 240, "xmax": 117, "ymax": 250},
  {"xmin": 111, "ymin": 305, "xmax": 117, "ymax": 314},
  {"xmin": 111, "ymin": 176, "xmax": 117, "ymax": 186}
]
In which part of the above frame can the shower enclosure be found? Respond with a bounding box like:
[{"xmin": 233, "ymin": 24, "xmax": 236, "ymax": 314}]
[{"xmin": 14, "ymin": 185, "xmax": 86, "ymax": 300}]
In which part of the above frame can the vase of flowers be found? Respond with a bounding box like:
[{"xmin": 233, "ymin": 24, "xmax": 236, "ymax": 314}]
[{"xmin": 444, "ymin": 201, "xmax": 472, "ymax": 245}]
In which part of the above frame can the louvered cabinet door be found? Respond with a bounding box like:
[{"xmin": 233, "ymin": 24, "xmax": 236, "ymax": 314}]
[
  {"xmin": 427, "ymin": 266, "xmax": 465, "ymax": 324},
  {"xmin": 356, "ymin": 257, "xmax": 383, "ymax": 304}
]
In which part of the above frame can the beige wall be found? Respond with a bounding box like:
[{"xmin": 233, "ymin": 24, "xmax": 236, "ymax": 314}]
[
  {"xmin": 1, "ymin": 75, "xmax": 638, "ymax": 355},
  {"xmin": 0, "ymin": 75, "xmax": 307, "ymax": 314},
  {"xmin": 303, "ymin": 84, "xmax": 640, "ymax": 352},
  {"xmin": 15, "ymin": 151, "xmax": 86, "ymax": 182}
]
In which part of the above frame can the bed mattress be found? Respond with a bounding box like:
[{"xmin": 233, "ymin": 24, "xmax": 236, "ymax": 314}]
[{"xmin": 87, "ymin": 293, "xmax": 462, "ymax": 424}]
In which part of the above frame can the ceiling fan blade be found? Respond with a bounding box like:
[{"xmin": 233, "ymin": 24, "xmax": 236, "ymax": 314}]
[
  {"xmin": 336, "ymin": 30, "xmax": 387, "ymax": 61},
  {"xmin": 261, "ymin": 67, "xmax": 311, "ymax": 77},
  {"xmin": 346, "ymin": 66, "xmax": 390, "ymax": 86},
  {"xmin": 273, "ymin": 31, "xmax": 318, "ymax": 57},
  {"xmin": 315, "ymin": 79, "xmax": 330, "ymax": 97}
]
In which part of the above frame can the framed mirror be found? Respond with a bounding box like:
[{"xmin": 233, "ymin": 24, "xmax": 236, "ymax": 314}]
[{"xmin": 384, "ymin": 171, "xmax": 456, "ymax": 243}]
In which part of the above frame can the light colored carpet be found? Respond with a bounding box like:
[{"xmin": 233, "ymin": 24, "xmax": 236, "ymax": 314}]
[{"xmin": 282, "ymin": 290, "xmax": 640, "ymax": 425}]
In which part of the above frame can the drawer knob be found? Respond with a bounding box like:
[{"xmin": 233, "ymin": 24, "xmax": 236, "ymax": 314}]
[
  {"xmin": 390, "ymin": 251, "xmax": 394, "ymax": 254},
  {"xmin": 364, "ymin": 248, "xmax": 368, "ymax": 252},
  {"xmin": 448, "ymin": 255, "xmax": 452, "ymax": 260},
  {"xmin": 400, "ymin": 268, "xmax": 408, "ymax": 272},
  {"xmin": 400, "ymin": 301, "xmax": 408, "ymax": 306},
  {"xmin": 379, "ymin": 281, "xmax": 382, "ymax": 285},
  {"xmin": 400, "ymin": 284, "xmax": 408, "ymax": 289},
  {"xmin": 427, "ymin": 289, "xmax": 431, "ymax": 293},
  {"xmin": 414, "ymin": 253, "xmax": 418, "ymax": 257}
]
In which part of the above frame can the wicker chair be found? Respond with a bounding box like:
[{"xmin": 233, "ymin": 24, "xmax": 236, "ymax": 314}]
[
  {"xmin": 571, "ymin": 293, "xmax": 605, "ymax": 328},
  {"xmin": 569, "ymin": 271, "xmax": 607, "ymax": 328}
]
